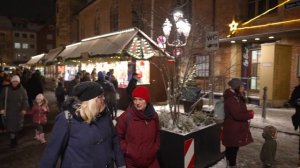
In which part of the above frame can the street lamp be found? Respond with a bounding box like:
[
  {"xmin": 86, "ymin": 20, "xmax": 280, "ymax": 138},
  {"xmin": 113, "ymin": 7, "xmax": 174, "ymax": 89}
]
[
  {"xmin": 162, "ymin": 10, "xmax": 191, "ymax": 123},
  {"xmin": 162, "ymin": 10, "xmax": 191, "ymax": 48}
]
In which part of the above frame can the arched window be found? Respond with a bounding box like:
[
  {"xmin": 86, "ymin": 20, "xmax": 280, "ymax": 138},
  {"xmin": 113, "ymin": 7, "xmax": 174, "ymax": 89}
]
[{"xmin": 110, "ymin": 0, "xmax": 119, "ymax": 31}]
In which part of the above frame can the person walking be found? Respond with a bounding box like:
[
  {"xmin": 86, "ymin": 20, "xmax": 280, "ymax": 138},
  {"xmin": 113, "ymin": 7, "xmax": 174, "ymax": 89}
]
[
  {"xmin": 0, "ymin": 75, "xmax": 29, "ymax": 147},
  {"xmin": 116, "ymin": 86, "xmax": 160, "ymax": 168},
  {"xmin": 126, "ymin": 72, "xmax": 139, "ymax": 102},
  {"xmin": 27, "ymin": 93, "xmax": 49, "ymax": 144},
  {"xmin": 289, "ymin": 82, "xmax": 300, "ymax": 166},
  {"xmin": 222, "ymin": 78, "xmax": 254, "ymax": 167},
  {"xmin": 55, "ymin": 81, "xmax": 66, "ymax": 110},
  {"xmin": 27, "ymin": 70, "xmax": 44, "ymax": 108},
  {"xmin": 96, "ymin": 71, "xmax": 117, "ymax": 119},
  {"xmin": 40, "ymin": 81, "xmax": 125, "ymax": 168}
]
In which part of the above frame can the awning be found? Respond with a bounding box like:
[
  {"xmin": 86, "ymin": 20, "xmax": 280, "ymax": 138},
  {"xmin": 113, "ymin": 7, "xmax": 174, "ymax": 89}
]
[
  {"xmin": 44, "ymin": 47, "xmax": 64, "ymax": 63},
  {"xmin": 58, "ymin": 42, "xmax": 81, "ymax": 60},
  {"xmin": 25, "ymin": 53, "xmax": 46, "ymax": 65},
  {"xmin": 88, "ymin": 30, "xmax": 137, "ymax": 56},
  {"xmin": 67, "ymin": 39, "xmax": 99, "ymax": 59},
  {"xmin": 61, "ymin": 28, "xmax": 170, "ymax": 60}
]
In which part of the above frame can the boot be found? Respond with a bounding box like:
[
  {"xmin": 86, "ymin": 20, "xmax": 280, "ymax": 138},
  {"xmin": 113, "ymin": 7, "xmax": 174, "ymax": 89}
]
[
  {"xmin": 39, "ymin": 133, "xmax": 46, "ymax": 144},
  {"xmin": 34, "ymin": 130, "xmax": 40, "ymax": 140}
]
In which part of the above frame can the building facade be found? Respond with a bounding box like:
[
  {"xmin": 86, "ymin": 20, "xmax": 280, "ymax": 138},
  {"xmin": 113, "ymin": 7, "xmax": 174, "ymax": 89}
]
[{"xmin": 55, "ymin": 0, "xmax": 300, "ymax": 106}]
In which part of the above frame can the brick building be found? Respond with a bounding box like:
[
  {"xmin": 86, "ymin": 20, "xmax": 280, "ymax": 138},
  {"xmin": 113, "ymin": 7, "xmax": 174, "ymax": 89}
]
[{"xmin": 55, "ymin": 0, "xmax": 300, "ymax": 106}]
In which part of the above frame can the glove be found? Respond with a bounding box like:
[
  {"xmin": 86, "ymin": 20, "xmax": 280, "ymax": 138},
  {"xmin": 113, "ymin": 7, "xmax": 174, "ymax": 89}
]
[{"xmin": 248, "ymin": 110, "xmax": 254, "ymax": 119}]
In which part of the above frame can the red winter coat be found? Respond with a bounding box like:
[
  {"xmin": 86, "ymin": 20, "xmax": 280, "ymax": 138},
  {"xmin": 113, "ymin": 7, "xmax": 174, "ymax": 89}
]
[
  {"xmin": 222, "ymin": 89, "xmax": 253, "ymax": 147},
  {"xmin": 116, "ymin": 104, "xmax": 160, "ymax": 168},
  {"xmin": 29, "ymin": 104, "xmax": 49, "ymax": 124}
]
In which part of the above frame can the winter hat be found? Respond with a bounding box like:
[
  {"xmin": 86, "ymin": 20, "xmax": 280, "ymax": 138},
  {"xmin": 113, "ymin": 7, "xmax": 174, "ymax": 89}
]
[
  {"xmin": 132, "ymin": 86, "xmax": 150, "ymax": 102},
  {"xmin": 11, "ymin": 75, "xmax": 20, "ymax": 82},
  {"xmin": 228, "ymin": 78, "xmax": 243, "ymax": 89},
  {"xmin": 72, "ymin": 81, "xmax": 104, "ymax": 101},
  {"xmin": 262, "ymin": 125, "xmax": 277, "ymax": 138},
  {"xmin": 98, "ymin": 71, "xmax": 104, "ymax": 79}
]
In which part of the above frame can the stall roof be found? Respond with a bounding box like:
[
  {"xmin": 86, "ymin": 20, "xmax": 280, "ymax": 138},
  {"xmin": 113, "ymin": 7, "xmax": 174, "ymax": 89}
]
[
  {"xmin": 60, "ymin": 27, "xmax": 170, "ymax": 60},
  {"xmin": 44, "ymin": 47, "xmax": 64, "ymax": 63},
  {"xmin": 25, "ymin": 53, "xmax": 46, "ymax": 65},
  {"xmin": 58, "ymin": 42, "xmax": 81, "ymax": 60},
  {"xmin": 67, "ymin": 38, "xmax": 99, "ymax": 59}
]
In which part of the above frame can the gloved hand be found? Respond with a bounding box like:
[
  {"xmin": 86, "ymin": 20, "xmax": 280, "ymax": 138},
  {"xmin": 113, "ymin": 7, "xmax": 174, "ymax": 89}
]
[{"xmin": 248, "ymin": 110, "xmax": 254, "ymax": 119}]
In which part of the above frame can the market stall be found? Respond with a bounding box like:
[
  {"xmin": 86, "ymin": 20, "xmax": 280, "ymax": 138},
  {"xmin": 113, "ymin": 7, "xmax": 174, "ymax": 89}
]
[
  {"xmin": 23, "ymin": 53, "xmax": 46, "ymax": 75},
  {"xmin": 59, "ymin": 28, "xmax": 172, "ymax": 108},
  {"xmin": 43, "ymin": 47, "xmax": 65, "ymax": 78}
]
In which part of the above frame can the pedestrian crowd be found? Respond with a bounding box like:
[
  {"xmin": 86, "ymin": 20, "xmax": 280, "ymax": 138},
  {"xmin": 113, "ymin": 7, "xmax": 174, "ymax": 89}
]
[
  {"xmin": 1, "ymin": 66, "xmax": 300, "ymax": 168},
  {"xmin": 0, "ymin": 67, "xmax": 45, "ymax": 148}
]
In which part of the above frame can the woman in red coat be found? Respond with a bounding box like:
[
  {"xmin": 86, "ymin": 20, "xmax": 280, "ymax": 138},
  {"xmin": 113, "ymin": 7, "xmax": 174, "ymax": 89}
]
[
  {"xmin": 222, "ymin": 78, "xmax": 254, "ymax": 167},
  {"xmin": 116, "ymin": 86, "xmax": 160, "ymax": 168}
]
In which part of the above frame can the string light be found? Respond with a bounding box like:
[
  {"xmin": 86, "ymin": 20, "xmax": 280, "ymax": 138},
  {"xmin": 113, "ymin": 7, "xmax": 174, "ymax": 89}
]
[
  {"xmin": 242, "ymin": 0, "xmax": 290, "ymax": 26},
  {"xmin": 237, "ymin": 18, "xmax": 300, "ymax": 30},
  {"xmin": 227, "ymin": 0, "xmax": 291, "ymax": 37}
]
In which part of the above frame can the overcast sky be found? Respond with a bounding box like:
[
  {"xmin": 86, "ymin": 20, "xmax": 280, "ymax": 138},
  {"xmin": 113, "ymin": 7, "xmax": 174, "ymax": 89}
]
[{"xmin": 0, "ymin": 0, "xmax": 55, "ymax": 21}]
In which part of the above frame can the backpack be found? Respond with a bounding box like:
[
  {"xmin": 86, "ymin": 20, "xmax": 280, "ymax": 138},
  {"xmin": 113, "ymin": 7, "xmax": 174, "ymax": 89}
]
[{"xmin": 214, "ymin": 99, "xmax": 225, "ymax": 123}]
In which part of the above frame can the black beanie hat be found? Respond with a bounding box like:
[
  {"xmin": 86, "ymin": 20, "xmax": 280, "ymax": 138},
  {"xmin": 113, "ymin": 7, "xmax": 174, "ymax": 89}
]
[
  {"xmin": 228, "ymin": 78, "xmax": 243, "ymax": 89},
  {"xmin": 72, "ymin": 81, "xmax": 104, "ymax": 101}
]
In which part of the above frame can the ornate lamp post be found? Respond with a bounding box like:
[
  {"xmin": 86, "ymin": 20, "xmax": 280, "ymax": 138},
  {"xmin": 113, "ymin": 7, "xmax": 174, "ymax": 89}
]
[{"xmin": 162, "ymin": 10, "xmax": 191, "ymax": 125}]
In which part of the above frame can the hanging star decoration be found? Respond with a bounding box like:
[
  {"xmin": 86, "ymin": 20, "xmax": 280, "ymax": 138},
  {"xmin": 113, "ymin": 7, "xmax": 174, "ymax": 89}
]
[{"xmin": 227, "ymin": 20, "xmax": 239, "ymax": 37}]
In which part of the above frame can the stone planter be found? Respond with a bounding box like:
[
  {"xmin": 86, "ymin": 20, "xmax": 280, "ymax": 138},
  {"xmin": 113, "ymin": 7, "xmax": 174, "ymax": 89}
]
[{"xmin": 158, "ymin": 123, "xmax": 224, "ymax": 168}]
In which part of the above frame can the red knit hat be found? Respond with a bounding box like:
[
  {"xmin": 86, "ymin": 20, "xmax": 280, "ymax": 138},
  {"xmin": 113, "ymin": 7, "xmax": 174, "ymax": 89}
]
[{"xmin": 132, "ymin": 86, "xmax": 150, "ymax": 102}]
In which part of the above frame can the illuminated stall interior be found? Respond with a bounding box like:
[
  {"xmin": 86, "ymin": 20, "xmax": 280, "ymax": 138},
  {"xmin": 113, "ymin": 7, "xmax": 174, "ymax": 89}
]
[{"xmin": 59, "ymin": 27, "xmax": 171, "ymax": 108}]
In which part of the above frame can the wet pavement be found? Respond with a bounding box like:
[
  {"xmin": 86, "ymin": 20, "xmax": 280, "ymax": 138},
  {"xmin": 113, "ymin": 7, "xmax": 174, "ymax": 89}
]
[{"xmin": 0, "ymin": 91, "xmax": 299, "ymax": 168}]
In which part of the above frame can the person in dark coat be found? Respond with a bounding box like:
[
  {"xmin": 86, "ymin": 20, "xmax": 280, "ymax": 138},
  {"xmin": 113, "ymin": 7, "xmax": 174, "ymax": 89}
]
[
  {"xmin": 116, "ymin": 86, "xmax": 160, "ymax": 168},
  {"xmin": 96, "ymin": 71, "xmax": 117, "ymax": 119},
  {"xmin": 223, "ymin": 78, "xmax": 254, "ymax": 167},
  {"xmin": 0, "ymin": 75, "xmax": 29, "ymax": 147},
  {"xmin": 27, "ymin": 70, "xmax": 44, "ymax": 108},
  {"xmin": 289, "ymin": 82, "xmax": 300, "ymax": 166},
  {"xmin": 40, "ymin": 81, "xmax": 125, "ymax": 168},
  {"xmin": 66, "ymin": 74, "xmax": 80, "ymax": 96},
  {"xmin": 55, "ymin": 81, "xmax": 66, "ymax": 110},
  {"xmin": 260, "ymin": 125, "xmax": 277, "ymax": 168},
  {"xmin": 126, "ymin": 72, "xmax": 139, "ymax": 102}
]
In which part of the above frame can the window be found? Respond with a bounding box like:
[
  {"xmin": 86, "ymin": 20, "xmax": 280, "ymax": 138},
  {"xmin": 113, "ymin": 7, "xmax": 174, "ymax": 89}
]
[
  {"xmin": 247, "ymin": 0, "xmax": 278, "ymax": 18},
  {"xmin": 94, "ymin": 8, "xmax": 101, "ymax": 35},
  {"xmin": 30, "ymin": 34, "xmax": 35, "ymax": 39},
  {"xmin": 249, "ymin": 50, "xmax": 261, "ymax": 90},
  {"xmin": 196, "ymin": 55, "xmax": 209, "ymax": 77},
  {"xmin": 47, "ymin": 44, "xmax": 53, "ymax": 50},
  {"xmin": 14, "ymin": 42, "xmax": 21, "ymax": 49},
  {"xmin": 46, "ymin": 34, "xmax": 53, "ymax": 40},
  {"xmin": 131, "ymin": 0, "xmax": 144, "ymax": 29},
  {"xmin": 174, "ymin": 0, "xmax": 192, "ymax": 22},
  {"xmin": 22, "ymin": 43, "xmax": 29, "ymax": 49},
  {"xmin": 110, "ymin": 0, "xmax": 119, "ymax": 31},
  {"xmin": 30, "ymin": 44, "xmax": 35, "ymax": 49},
  {"xmin": 14, "ymin": 33, "xmax": 20, "ymax": 37}
]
